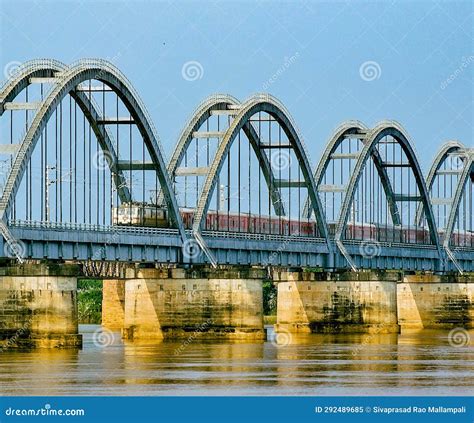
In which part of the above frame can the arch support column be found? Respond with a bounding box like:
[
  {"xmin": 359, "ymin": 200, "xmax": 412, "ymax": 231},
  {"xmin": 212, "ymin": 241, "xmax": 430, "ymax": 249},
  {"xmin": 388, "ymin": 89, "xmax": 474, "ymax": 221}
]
[
  {"xmin": 102, "ymin": 279, "xmax": 126, "ymax": 331},
  {"xmin": 0, "ymin": 263, "xmax": 82, "ymax": 349},
  {"xmin": 397, "ymin": 274, "xmax": 474, "ymax": 329},
  {"xmin": 122, "ymin": 266, "xmax": 266, "ymax": 341},
  {"xmin": 275, "ymin": 270, "xmax": 400, "ymax": 334}
]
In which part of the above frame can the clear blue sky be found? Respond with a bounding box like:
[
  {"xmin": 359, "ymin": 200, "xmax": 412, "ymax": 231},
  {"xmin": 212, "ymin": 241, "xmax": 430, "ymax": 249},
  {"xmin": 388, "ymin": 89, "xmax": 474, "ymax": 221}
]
[{"xmin": 1, "ymin": 0, "xmax": 472, "ymax": 171}]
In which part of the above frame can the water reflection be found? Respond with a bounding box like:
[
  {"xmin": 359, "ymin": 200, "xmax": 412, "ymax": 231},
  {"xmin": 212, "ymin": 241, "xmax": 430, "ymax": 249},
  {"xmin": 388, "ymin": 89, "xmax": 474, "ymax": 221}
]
[{"xmin": 0, "ymin": 325, "xmax": 472, "ymax": 396}]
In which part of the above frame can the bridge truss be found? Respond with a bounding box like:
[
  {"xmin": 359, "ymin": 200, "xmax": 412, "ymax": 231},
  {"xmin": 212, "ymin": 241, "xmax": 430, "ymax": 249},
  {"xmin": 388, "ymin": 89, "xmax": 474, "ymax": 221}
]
[{"xmin": 0, "ymin": 59, "xmax": 472, "ymax": 272}]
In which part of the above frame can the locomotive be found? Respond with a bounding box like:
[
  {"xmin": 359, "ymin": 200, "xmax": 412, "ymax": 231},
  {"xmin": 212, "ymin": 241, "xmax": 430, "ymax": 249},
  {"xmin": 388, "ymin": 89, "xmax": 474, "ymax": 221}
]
[{"xmin": 112, "ymin": 202, "xmax": 168, "ymax": 227}]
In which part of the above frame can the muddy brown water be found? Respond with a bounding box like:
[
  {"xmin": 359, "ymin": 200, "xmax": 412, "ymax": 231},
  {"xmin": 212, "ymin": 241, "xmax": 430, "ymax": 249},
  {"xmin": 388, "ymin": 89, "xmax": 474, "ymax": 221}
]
[{"xmin": 0, "ymin": 325, "xmax": 472, "ymax": 396}]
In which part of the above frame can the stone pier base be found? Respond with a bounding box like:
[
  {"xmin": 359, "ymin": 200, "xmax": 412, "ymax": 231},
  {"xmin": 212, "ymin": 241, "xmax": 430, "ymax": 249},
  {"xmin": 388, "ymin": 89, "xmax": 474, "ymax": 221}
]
[
  {"xmin": 122, "ymin": 267, "xmax": 265, "ymax": 341},
  {"xmin": 0, "ymin": 264, "xmax": 82, "ymax": 348},
  {"xmin": 397, "ymin": 274, "xmax": 474, "ymax": 329},
  {"xmin": 275, "ymin": 270, "xmax": 400, "ymax": 334},
  {"xmin": 102, "ymin": 279, "xmax": 125, "ymax": 330}
]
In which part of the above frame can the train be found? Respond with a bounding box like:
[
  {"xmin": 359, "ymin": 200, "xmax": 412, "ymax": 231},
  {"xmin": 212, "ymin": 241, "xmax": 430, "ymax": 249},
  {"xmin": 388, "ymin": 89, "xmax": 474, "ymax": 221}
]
[
  {"xmin": 112, "ymin": 202, "xmax": 168, "ymax": 227},
  {"xmin": 112, "ymin": 202, "xmax": 474, "ymax": 245},
  {"xmin": 180, "ymin": 207, "xmax": 317, "ymax": 236}
]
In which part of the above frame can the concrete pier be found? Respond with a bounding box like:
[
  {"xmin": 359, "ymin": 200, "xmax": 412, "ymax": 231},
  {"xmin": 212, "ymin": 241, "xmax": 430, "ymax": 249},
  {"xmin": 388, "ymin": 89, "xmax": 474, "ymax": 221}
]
[
  {"xmin": 0, "ymin": 264, "xmax": 82, "ymax": 348},
  {"xmin": 397, "ymin": 274, "xmax": 473, "ymax": 329},
  {"xmin": 102, "ymin": 279, "xmax": 126, "ymax": 330},
  {"xmin": 275, "ymin": 270, "xmax": 400, "ymax": 334},
  {"xmin": 2, "ymin": 260, "xmax": 471, "ymax": 349},
  {"xmin": 122, "ymin": 267, "xmax": 265, "ymax": 341}
]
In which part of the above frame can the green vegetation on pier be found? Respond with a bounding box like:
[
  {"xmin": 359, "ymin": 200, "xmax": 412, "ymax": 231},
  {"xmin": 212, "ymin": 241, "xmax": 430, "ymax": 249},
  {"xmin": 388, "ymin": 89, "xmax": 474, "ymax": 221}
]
[{"xmin": 77, "ymin": 279, "xmax": 102, "ymax": 324}]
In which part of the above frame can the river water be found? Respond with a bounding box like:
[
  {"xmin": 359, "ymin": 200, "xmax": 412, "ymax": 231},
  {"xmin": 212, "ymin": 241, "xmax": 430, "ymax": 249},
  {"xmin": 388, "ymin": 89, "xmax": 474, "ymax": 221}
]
[{"xmin": 0, "ymin": 325, "xmax": 472, "ymax": 396}]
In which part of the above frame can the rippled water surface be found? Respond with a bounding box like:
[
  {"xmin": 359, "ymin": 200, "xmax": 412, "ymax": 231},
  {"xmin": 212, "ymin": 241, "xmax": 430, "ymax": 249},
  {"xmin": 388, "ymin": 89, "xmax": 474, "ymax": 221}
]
[{"xmin": 1, "ymin": 325, "xmax": 473, "ymax": 396}]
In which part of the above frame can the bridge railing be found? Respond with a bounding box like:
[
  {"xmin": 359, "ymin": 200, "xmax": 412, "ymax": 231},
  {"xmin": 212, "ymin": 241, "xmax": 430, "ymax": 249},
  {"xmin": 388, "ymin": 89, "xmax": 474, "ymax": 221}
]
[
  {"xmin": 342, "ymin": 238, "xmax": 439, "ymax": 250},
  {"xmin": 201, "ymin": 230, "xmax": 326, "ymax": 243},
  {"xmin": 8, "ymin": 220, "xmax": 180, "ymax": 236}
]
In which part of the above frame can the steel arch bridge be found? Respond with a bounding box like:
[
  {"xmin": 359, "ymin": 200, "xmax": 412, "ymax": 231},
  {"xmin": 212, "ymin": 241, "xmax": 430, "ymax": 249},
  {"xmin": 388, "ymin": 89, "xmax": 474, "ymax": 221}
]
[{"xmin": 0, "ymin": 59, "xmax": 472, "ymax": 273}]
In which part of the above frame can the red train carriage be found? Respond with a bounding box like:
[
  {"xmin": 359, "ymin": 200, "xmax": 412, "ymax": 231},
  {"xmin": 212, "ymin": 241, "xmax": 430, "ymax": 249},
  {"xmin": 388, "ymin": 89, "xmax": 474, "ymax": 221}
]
[{"xmin": 451, "ymin": 230, "xmax": 474, "ymax": 247}]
